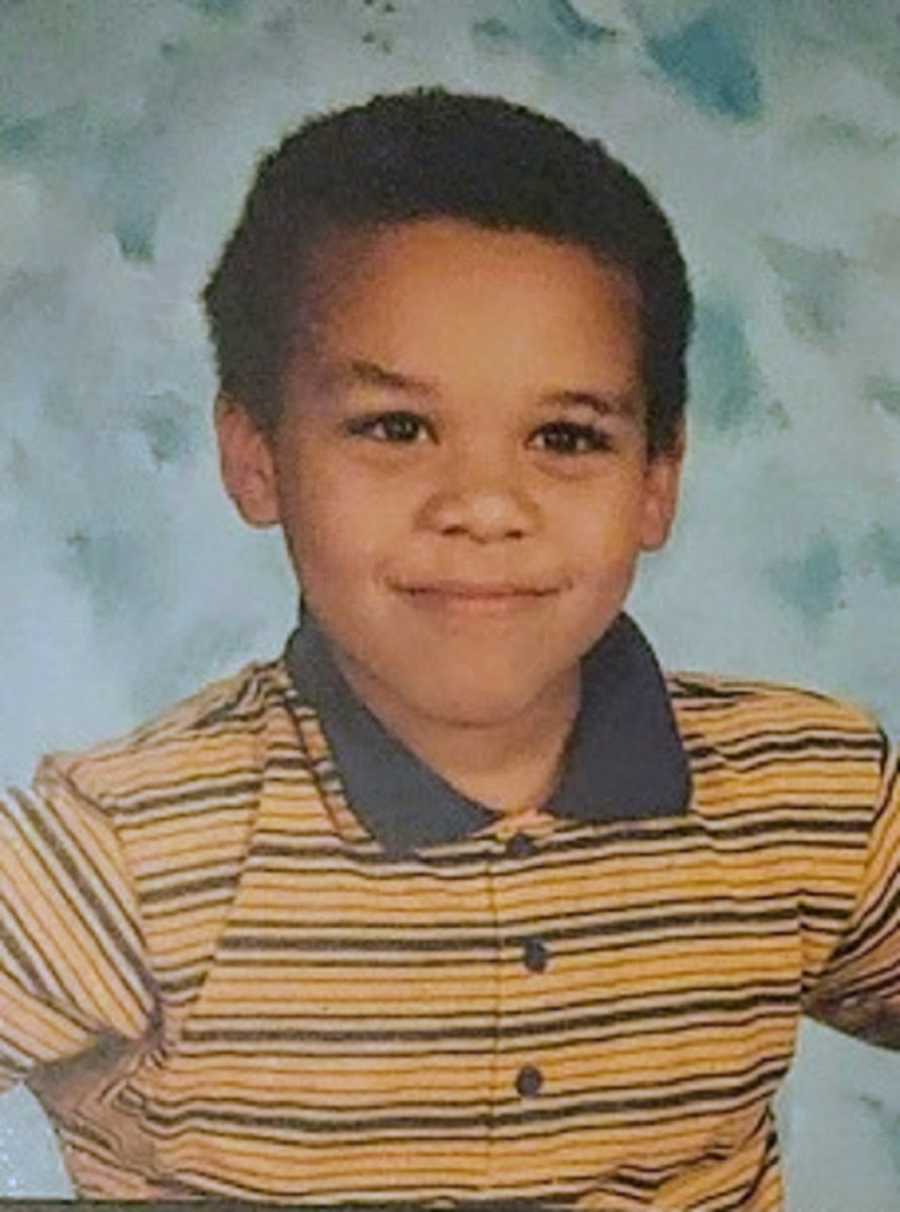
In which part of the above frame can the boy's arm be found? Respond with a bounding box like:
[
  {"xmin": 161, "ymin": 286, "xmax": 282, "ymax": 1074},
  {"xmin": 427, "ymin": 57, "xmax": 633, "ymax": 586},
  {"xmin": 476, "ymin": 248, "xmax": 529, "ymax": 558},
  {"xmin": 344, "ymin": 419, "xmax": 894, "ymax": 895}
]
[
  {"xmin": 803, "ymin": 735, "xmax": 900, "ymax": 1049},
  {"xmin": 806, "ymin": 988, "xmax": 900, "ymax": 1049},
  {"xmin": 0, "ymin": 760, "xmax": 156, "ymax": 1088}
]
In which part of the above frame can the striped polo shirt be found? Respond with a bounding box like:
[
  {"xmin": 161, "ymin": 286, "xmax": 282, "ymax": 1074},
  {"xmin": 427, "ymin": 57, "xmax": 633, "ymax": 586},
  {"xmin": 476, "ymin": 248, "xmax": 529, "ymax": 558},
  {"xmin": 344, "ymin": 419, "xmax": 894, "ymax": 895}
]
[{"xmin": 1, "ymin": 614, "xmax": 898, "ymax": 1209}]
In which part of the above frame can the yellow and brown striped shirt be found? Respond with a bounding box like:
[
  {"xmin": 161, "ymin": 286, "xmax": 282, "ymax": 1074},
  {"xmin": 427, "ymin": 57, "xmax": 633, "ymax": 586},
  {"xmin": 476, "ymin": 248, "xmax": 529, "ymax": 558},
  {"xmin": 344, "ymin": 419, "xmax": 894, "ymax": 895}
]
[{"xmin": 1, "ymin": 616, "xmax": 898, "ymax": 1209}]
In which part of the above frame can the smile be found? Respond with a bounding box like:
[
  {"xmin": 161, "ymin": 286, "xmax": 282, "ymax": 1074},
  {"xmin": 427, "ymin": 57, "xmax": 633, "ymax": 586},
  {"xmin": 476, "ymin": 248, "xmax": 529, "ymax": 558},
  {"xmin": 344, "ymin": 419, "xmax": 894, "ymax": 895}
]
[{"xmin": 396, "ymin": 581, "xmax": 559, "ymax": 616}]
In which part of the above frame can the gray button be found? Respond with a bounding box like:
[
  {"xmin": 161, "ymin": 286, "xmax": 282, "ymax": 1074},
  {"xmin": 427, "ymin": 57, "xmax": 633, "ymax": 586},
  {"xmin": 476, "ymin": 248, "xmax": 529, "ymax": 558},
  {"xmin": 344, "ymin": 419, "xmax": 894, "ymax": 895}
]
[
  {"xmin": 505, "ymin": 832, "xmax": 536, "ymax": 860},
  {"xmin": 523, "ymin": 937, "xmax": 548, "ymax": 973},
  {"xmin": 515, "ymin": 1064, "xmax": 543, "ymax": 1097}
]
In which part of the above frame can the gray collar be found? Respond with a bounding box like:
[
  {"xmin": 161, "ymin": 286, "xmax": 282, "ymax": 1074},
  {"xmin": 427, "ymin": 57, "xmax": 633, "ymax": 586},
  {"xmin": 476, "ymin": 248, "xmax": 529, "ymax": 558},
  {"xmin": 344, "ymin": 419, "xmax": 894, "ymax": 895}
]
[{"xmin": 286, "ymin": 612, "xmax": 691, "ymax": 857}]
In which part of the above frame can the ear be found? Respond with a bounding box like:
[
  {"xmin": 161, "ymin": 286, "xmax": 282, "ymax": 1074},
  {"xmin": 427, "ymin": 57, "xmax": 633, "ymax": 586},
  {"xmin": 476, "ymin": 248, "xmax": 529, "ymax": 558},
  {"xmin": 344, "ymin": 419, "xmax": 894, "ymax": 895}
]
[
  {"xmin": 639, "ymin": 426, "xmax": 685, "ymax": 553},
  {"xmin": 214, "ymin": 395, "xmax": 281, "ymax": 527}
]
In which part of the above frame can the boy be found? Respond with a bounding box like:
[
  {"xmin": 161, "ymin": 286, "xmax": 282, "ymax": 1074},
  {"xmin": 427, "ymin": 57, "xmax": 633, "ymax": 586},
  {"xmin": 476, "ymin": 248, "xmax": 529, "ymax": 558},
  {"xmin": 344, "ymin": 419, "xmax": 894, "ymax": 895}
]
[{"xmin": 1, "ymin": 89, "xmax": 898, "ymax": 1209}]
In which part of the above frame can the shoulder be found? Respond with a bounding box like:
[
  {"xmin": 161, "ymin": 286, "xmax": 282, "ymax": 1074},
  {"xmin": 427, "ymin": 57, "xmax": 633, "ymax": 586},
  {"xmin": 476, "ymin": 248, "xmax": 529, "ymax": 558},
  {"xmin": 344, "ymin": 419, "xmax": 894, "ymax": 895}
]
[
  {"xmin": 667, "ymin": 670, "xmax": 889, "ymax": 811},
  {"xmin": 33, "ymin": 656, "xmax": 298, "ymax": 818},
  {"xmin": 667, "ymin": 668, "xmax": 885, "ymax": 745}
]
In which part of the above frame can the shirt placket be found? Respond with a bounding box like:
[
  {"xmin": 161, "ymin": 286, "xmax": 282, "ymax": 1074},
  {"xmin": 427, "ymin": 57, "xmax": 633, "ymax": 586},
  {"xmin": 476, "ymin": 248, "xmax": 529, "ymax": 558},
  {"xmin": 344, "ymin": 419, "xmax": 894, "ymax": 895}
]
[{"xmin": 481, "ymin": 812, "xmax": 556, "ymax": 1193}]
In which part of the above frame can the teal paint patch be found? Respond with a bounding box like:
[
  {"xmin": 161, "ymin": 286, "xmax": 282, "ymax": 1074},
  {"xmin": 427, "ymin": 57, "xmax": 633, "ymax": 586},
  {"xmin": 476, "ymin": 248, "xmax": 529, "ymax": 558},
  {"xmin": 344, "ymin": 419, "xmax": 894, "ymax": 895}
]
[
  {"xmin": 472, "ymin": 16, "xmax": 516, "ymax": 44},
  {"xmin": 808, "ymin": 117, "xmax": 868, "ymax": 147},
  {"xmin": 799, "ymin": 115, "xmax": 899, "ymax": 156},
  {"xmin": 865, "ymin": 373, "xmax": 900, "ymax": 418},
  {"xmin": 766, "ymin": 399, "xmax": 792, "ymax": 431},
  {"xmin": 689, "ymin": 299, "xmax": 764, "ymax": 433},
  {"xmin": 861, "ymin": 524, "xmax": 900, "ymax": 586},
  {"xmin": 136, "ymin": 394, "xmax": 197, "ymax": 467},
  {"xmin": 115, "ymin": 216, "xmax": 156, "ymax": 262},
  {"xmin": 160, "ymin": 37, "xmax": 188, "ymax": 60},
  {"xmin": 646, "ymin": 14, "xmax": 763, "ymax": 122},
  {"xmin": 759, "ymin": 236, "xmax": 849, "ymax": 344},
  {"xmin": 0, "ymin": 114, "xmax": 48, "ymax": 158},
  {"xmin": 0, "ymin": 104, "xmax": 101, "ymax": 168},
  {"xmin": 767, "ymin": 533, "xmax": 844, "ymax": 626},
  {"xmin": 8, "ymin": 269, "xmax": 67, "ymax": 343},
  {"xmin": 472, "ymin": 1, "xmax": 614, "ymax": 66},
  {"xmin": 3, "ymin": 437, "xmax": 29, "ymax": 492},
  {"xmin": 102, "ymin": 133, "xmax": 166, "ymax": 264},
  {"xmin": 263, "ymin": 7, "xmax": 297, "ymax": 38},
  {"xmin": 361, "ymin": 30, "xmax": 394, "ymax": 53},
  {"xmin": 61, "ymin": 529, "xmax": 157, "ymax": 621},
  {"xmin": 547, "ymin": 0, "xmax": 617, "ymax": 45},
  {"xmin": 180, "ymin": 0, "xmax": 245, "ymax": 16}
]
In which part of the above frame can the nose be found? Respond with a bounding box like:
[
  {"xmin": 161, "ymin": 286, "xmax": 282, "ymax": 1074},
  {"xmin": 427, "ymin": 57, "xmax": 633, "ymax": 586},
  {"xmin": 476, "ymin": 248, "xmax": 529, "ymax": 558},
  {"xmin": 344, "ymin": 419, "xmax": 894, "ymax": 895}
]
[{"xmin": 417, "ymin": 443, "xmax": 539, "ymax": 543}]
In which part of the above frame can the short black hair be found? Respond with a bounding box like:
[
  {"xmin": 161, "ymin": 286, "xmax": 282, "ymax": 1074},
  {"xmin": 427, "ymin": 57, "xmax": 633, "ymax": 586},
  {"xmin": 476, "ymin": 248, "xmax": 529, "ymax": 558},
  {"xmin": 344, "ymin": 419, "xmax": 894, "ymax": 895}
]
[{"xmin": 203, "ymin": 87, "xmax": 693, "ymax": 455}]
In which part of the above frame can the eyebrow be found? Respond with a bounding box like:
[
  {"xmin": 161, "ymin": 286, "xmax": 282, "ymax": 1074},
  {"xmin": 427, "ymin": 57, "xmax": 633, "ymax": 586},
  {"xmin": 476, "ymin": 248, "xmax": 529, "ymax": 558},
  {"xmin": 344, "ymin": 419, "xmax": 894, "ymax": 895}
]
[
  {"xmin": 326, "ymin": 358, "xmax": 640, "ymax": 418},
  {"xmin": 325, "ymin": 358, "xmax": 439, "ymax": 399},
  {"xmin": 541, "ymin": 388, "xmax": 641, "ymax": 419}
]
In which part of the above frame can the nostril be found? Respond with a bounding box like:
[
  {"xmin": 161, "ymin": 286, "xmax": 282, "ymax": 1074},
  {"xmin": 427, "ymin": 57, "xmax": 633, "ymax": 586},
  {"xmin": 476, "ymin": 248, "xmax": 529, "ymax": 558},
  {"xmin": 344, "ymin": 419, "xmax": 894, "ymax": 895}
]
[
  {"xmin": 440, "ymin": 524, "xmax": 527, "ymax": 544},
  {"xmin": 422, "ymin": 484, "xmax": 538, "ymax": 542}
]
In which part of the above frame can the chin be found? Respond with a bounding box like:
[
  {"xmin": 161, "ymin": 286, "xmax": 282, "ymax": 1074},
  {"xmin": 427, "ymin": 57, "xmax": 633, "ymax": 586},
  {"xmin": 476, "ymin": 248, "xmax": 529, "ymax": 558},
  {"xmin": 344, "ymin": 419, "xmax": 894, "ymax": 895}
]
[{"xmin": 407, "ymin": 675, "xmax": 558, "ymax": 730}]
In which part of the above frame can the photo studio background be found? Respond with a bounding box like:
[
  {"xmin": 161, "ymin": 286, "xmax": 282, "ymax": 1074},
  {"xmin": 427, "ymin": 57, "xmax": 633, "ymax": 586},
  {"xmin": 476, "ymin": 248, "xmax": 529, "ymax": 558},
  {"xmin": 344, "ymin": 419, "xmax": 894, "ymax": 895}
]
[{"xmin": 1, "ymin": 2, "xmax": 899, "ymax": 1206}]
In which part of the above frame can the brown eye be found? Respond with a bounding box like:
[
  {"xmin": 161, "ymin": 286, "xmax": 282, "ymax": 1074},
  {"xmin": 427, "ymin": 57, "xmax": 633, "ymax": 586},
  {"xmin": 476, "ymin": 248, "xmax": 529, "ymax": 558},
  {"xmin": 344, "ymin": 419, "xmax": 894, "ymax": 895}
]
[
  {"xmin": 530, "ymin": 422, "xmax": 611, "ymax": 455},
  {"xmin": 346, "ymin": 411, "xmax": 430, "ymax": 443}
]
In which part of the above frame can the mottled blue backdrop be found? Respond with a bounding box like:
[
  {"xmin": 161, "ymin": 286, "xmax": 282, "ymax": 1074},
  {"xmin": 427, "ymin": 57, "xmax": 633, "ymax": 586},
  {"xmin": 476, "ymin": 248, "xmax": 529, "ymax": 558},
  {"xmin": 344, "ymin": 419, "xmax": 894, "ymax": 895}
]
[{"xmin": 1, "ymin": 1, "xmax": 899, "ymax": 1206}]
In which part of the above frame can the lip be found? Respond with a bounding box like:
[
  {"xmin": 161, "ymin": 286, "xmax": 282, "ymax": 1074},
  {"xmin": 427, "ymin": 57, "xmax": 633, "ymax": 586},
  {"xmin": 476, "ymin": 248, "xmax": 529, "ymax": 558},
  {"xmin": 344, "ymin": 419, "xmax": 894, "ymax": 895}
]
[{"xmin": 395, "ymin": 580, "xmax": 559, "ymax": 616}]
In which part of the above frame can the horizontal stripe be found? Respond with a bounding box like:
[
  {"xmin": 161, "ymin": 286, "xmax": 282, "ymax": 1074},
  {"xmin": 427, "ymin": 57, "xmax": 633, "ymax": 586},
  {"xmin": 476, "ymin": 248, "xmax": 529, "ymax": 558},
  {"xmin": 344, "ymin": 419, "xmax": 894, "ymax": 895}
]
[{"xmin": 1, "ymin": 657, "xmax": 896, "ymax": 1210}]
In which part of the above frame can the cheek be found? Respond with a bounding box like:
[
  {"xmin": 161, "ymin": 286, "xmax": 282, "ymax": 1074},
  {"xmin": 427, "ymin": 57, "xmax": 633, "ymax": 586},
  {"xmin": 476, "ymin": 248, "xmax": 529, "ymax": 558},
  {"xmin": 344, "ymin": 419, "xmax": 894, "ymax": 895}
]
[
  {"xmin": 283, "ymin": 470, "xmax": 399, "ymax": 583},
  {"xmin": 560, "ymin": 486, "xmax": 645, "ymax": 554}
]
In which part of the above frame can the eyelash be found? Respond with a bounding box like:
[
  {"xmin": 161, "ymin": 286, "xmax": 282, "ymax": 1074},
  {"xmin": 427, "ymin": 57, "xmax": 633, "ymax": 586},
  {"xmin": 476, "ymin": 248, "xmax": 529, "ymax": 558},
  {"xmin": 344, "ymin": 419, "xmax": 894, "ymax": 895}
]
[
  {"xmin": 344, "ymin": 411, "xmax": 612, "ymax": 455},
  {"xmin": 345, "ymin": 411, "xmax": 431, "ymax": 444},
  {"xmin": 532, "ymin": 421, "xmax": 613, "ymax": 455}
]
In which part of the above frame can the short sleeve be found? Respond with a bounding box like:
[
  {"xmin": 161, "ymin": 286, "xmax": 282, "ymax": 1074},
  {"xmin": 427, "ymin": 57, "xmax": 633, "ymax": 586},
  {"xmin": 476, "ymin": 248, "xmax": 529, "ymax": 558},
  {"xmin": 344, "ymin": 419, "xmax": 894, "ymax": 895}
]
[
  {"xmin": 805, "ymin": 735, "xmax": 900, "ymax": 1042},
  {"xmin": 0, "ymin": 758, "xmax": 157, "ymax": 1090}
]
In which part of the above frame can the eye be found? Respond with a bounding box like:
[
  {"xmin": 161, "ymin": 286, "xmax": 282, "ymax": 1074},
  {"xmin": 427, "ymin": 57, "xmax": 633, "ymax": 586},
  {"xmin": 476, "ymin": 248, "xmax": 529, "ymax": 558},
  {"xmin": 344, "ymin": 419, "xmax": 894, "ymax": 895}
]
[
  {"xmin": 530, "ymin": 421, "xmax": 612, "ymax": 455},
  {"xmin": 345, "ymin": 411, "xmax": 431, "ymax": 444}
]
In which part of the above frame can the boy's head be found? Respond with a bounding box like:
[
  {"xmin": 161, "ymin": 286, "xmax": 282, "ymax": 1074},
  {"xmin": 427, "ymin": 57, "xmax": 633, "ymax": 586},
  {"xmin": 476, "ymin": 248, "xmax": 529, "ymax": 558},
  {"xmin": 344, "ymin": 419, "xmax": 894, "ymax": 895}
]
[
  {"xmin": 203, "ymin": 87, "xmax": 692, "ymax": 458},
  {"xmin": 204, "ymin": 90, "xmax": 690, "ymax": 733}
]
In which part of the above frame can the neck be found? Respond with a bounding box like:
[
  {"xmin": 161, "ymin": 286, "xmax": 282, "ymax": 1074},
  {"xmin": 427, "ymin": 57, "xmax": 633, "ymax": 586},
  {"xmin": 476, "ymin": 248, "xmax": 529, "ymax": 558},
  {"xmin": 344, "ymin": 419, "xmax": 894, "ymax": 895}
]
[{"xmin": 335, "ymin": 659, "xmax": 581, "ymax": 815}]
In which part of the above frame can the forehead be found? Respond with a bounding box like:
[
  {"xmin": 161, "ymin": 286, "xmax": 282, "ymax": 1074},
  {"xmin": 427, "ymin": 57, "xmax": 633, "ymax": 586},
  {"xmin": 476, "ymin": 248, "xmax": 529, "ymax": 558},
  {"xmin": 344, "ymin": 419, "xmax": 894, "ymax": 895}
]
[
  {"xmin": 299, "ymin": 219, "xmax": 644, "ymax": 393},
  {"xmin": 311, "ymin": 218, "xmax": 638, "ymax": 313}
]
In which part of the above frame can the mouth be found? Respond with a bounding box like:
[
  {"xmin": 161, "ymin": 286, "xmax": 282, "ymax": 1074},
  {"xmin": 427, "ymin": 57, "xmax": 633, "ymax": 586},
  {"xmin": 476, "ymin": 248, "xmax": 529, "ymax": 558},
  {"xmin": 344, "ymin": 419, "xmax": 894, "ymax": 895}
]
[{"xmin": 395, "ymin": 580, "xmax": 560, "ymax": 617}]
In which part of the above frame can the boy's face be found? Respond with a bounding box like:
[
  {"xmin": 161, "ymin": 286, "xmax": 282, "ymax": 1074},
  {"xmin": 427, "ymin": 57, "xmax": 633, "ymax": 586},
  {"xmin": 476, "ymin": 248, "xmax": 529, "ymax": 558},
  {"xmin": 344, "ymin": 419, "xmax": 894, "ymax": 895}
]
[{"xmin": 218, "ymin": 219, "xmax": 682, "ymax": 729}]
